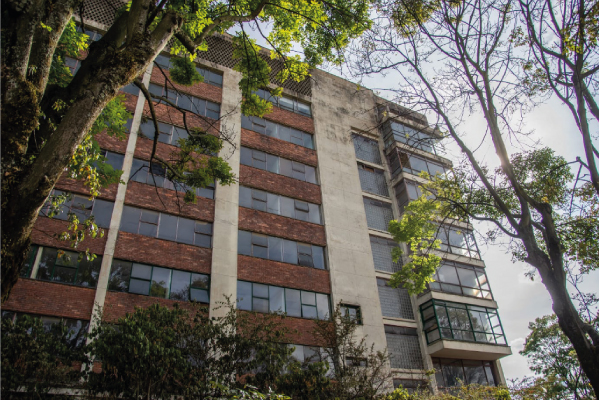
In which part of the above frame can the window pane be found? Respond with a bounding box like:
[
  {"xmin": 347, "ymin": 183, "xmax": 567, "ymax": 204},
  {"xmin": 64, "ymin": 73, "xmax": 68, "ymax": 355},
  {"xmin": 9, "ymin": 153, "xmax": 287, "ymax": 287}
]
[
  {"xmin": 194, "ymin": 233, "xmax": 212, "ymax": 248},
  {"xmin": 437, "ymin": 264, "xmax": 460, "ymax": 285},
  {"xmin": 177, "ymin": 95, "xmax": 193, "ymax": 112},
  {"xmin": 269, "ymin": 286, "xmax": 285, "ymax": 312},
  {"xmin": 158, "ymin": 213, "xmax": 178, "ymax": 241},
  {"xmin": 71, "ymin": 195, "xmax": 93, "ymax": 222},
  {"xmin": 302, "ymin": 305, "xmax": 317, "ymax": 319},
  {"xmin": 92, "ymin": 199, "xmax": 114, "ymax": 228},
  {"xmin": 266, "ymin": 154, "xmax": 279, "ymax": 173},
  {"xmin": 285, "ymin": 289, "xmax": 302, "ymax": 317},
  {"xmin": 305, "ymin": 165, "xmax": 317, "ymax": 184},
  {"xmin": 301, "ymin": 291, "xmax": 316, "ymax": 306},
  {"xmin": 308, "ymin": 204, "xmax": 321, "ymax": 224},
  {"xmin": 129, "ymin": 278, "xmax": 150, "ymax": 295},
  {"xmin": 170, "ymin": 270, "xmax": 191, "ymax": 301},
  {"xmin": 303, "ymin": 133, "xmax": 314, "ymax": 149},
  {"xmin": 131, "ymin": 263, "xmax": 152, "ymax": 280},
  {"xmin": 108, "ymin": 260, "xmax": 132, "ymax": 291},
  {"xmin": 283, "ymin": 240, "xmax": 298, "ymax": 264},
  {"xmin": 237, "ymin": 281, "xmax": 252, "ymax": 310},
  {"xmin": 457, "ymin": 268, "xmax": 479, "ymax": 288},
  {"xmin": 35, "ymin": 248, "xmax": 58, "ymax": 281},
  {"xmin": 239, "ymin": 186, "xmax": 252, "ymax": 208},
  {"xmin": 176, "ymin": 218, "xmax": 195, "ymax": 245},
  {"xmin": 280, "ymin": 197, "xmax": 295, "ymax": 218},
  {"xmin": 53, "ymin": 266, "xmax": 77, "ymax": 284},
  {"xmin": 267, "ymin": 193, "xmax": 280, "ymax": 214},
  {"xmin": 253, "ymin": 283, "xmax": 269, "ymax": 298},
  {"xmin": 253, "ymin": 298, "xmax": 269, "ymax": 313},
  {"xmin": 312, "ymin": 246, "xmax": 325, "ymax": 270},
  {"xmin": 191, "ymin": 273, "xmax": 209, "ymax": 289},
  {"xmin": 238, "ymin": 230, "xmax": 252, "ymax": 256},
  {"xmin": 252, "ymin": 243, "xmax": 268, "ymax": 259},
  {"xmin": 280, "ymin": 158, "xmax": 293, "ymax": 177},
  {"xmin": 190, "ymin": 288, "xmax": 209, "ymax": 303},
  {"xmin": 150, "ymin": 267, "xmax": 171, "ymax": 298},
  {"xmin": 268, "ymin": 236, "xmax": 283, "ymax": 262},
  {"xmin": 75, "ymin": 255, "xmax": 102, "ymax": 287},
  {"xmin": 240, "ymin": 147, "xmax": 253, "ymax": 166},
  {"xmin": 316, "ymin": 294, "xmax": 330, "ymax": 319}
]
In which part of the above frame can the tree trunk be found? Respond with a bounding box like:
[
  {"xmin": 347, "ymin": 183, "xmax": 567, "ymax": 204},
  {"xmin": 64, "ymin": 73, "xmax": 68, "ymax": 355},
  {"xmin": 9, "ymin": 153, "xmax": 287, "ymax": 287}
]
[
  {"xmin": 1, "ymin": 12, "xmax": 182, "ymax": 302},
  {"xmin": 523, "ymin": 223, "xmax": 599, "ymax": 397}
]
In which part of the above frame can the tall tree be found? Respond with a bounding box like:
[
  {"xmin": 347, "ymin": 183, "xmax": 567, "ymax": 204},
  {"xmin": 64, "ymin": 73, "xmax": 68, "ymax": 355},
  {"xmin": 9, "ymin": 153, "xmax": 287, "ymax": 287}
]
[
  {"xmin": 521, "ymin": 314, "xmax": 595, "ymax": 399},
  {"xmin": 1, "ymin": 0, "xmax": 372, "ymax": 303},
  {"xmin": 352, "ymin": 0, "xmax": 599, "ymax": 394},
  {"xmin": 516, "ymin": 0, "xmax": 599, "ymax": 193}
]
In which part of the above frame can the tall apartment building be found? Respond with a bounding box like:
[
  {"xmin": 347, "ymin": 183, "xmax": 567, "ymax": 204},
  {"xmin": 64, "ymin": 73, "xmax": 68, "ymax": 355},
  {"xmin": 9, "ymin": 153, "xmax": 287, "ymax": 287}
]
[{"xmin": 3, "ymin": 2, "xmax": 512, "ymax": 393}]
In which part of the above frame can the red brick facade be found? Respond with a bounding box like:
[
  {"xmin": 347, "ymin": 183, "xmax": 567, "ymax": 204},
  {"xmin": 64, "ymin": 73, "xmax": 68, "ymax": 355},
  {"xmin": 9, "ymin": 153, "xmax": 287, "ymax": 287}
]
[
  {"xmin": 238, "ymin": 207, "xmax": 325, "ymax": 246},
  {"xmin": 3, "ymin": 279, "xmax": 96, "ymax": 320},
  {"xmin": 32, "ymin": 217, "xmax": 107, "ymax": 255},
  {"xmin": 55, "ymin": 178, "xmax": 118, "ymax": 202},
  {"xmin": 239, "ymin": 165, "xmax": 321, "ymax": 204},
  {"xmin": 149, "ymin": 68, "xmax": 222, "ymax": 104},
  {"xmin": 237, "ymin": 255, "xmax": 331, "ymax": 294},
  {"xmin": 263, "ymin": 106, "xmax": 314, "ymax": 134},
  {"xmin": 103, "ymin": 291, "xmax": 206, "ymax": 321},
  {"xmin": 125, "ymin": 181, "xmax": 215, "ymax": 222},
  {"xmin": 113, "ymin": 232, "xmax": 212, "ymax": 274},
  {"xmin": 241, "ymin": 128, "xmax": 318, "ymax": 166}
]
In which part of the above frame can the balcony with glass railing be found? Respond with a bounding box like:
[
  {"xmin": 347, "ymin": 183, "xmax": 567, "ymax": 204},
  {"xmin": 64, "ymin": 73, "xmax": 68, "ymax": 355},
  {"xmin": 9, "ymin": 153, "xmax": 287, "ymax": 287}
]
[{"xmin": 420, "ymin": 299, "xmax": 511, "ymax": 360}]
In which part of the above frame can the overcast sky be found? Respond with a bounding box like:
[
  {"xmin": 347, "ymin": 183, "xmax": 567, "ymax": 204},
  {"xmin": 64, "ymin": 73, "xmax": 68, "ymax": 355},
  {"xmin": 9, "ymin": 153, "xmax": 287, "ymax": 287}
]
[{"xmin": 240, "ymin": 23, "xmax": 599, "ymax": 381}]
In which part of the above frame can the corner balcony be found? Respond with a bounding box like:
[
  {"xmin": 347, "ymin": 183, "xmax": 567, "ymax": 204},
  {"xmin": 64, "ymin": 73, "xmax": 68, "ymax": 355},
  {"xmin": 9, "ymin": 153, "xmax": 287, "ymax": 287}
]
[{"xmin": 420, "ymin": 299, "xmax": 512, "ymax": 361}]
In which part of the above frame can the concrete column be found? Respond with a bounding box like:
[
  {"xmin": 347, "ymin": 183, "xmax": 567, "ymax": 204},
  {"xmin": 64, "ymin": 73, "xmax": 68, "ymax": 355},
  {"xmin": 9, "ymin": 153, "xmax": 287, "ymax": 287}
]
[
  {"xmin": 310, "ymin": 71, "xmax": 389, "ymax": 359},
  {"xmin": 86, "ymin": 67, "xmax": 152, "ymax": 333},
  {"xmin": 208, "ymin": 69, "xmax": 242, "ymax": 318}
]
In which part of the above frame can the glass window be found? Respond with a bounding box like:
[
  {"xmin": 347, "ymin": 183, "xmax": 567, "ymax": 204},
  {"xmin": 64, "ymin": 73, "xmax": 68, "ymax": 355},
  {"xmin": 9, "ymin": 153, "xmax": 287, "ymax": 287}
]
[
  {"xmin": 340, "ymin": 304, "xmax": 361, "ymax": 324},
  {"xmin": 237, "ymin": 281, "xmax": 329, "ymax": 320},
  {"xmin": 33, "ymin": 247, "xmax": 101, "ymax": 288},
  {"xmin": 253, "ymin": 90, "xmax": 312, "ymax": 117},
  {"xmin": 119, "ymin": 206, "xmax": 212, "ymax": 247},
  {"xmin": 108, "ymin": 259, "xmax": 209, "ymax": 302},
  {"xmin": 436, "ymin": 226, "xmax": 480, "ymax": 259},
  {"xmin": 420, "ymin": 300, "xmax": 506, "ymax": 345},
  {"xmin": 239, "ymin": 147, "xmax": 318, "ymax": 184},
  {"xmin": 238, "ymin": 231, "xmax": 325, "ymax": 269},
  {"xmin": 241, "ymin": 115, "xmax": 313, "ymax": 149}
]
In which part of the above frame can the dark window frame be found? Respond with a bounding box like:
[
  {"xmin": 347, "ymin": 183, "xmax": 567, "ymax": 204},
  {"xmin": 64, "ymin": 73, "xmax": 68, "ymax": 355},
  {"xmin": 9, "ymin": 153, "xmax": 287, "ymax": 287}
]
[
  {"xmin": 120, "ymin": 206, "xmax": 213, "ymax": 248},
  {"xmin": 108, "ymin": 259, "xmax": 210, "ymax": 303},
  {"xmin": 240, "ymin": 147, "xmax": 318, "ymax": 184},
  {"xmin": 237, "ymin": 280, "xmax": 330, "ymax": 320}
]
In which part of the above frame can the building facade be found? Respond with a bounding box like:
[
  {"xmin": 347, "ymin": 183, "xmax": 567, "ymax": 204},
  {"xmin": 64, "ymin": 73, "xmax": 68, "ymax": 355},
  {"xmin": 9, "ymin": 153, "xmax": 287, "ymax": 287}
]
[{"xmin": 3, "ymin": 4, "xmax": 511, "ymax": 393}]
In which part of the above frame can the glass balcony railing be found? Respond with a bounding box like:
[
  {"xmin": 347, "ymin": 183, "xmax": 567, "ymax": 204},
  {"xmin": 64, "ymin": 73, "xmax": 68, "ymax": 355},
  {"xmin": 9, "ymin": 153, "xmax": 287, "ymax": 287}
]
[
  {"xmin": 420, "ymin": 299, "xmax": 507, "ymax": 346},
  {"xmin": 382, "ymin": 120, "xmax": 439, "ymax": 155}
]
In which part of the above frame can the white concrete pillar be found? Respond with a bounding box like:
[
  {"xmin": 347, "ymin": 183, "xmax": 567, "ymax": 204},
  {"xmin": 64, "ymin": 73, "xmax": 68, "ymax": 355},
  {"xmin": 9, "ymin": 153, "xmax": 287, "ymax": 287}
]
[
  {"xmin": 86, "ymin": 66, "xmax": 152, "ymax": 335},
  {"xmin": 208, "ymin": 69, "xmax": 243, "ymax": 318}
]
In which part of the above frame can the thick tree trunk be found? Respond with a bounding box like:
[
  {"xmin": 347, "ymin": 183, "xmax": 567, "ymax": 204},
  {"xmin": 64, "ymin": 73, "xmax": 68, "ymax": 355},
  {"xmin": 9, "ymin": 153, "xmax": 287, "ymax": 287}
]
[
  {"xmin": 535, "ymin": 256, "xmax": 599, "ymax": 398},
  {"xmin": 1, "ymin": 10, "xmax": 183, "ymax": 303}
]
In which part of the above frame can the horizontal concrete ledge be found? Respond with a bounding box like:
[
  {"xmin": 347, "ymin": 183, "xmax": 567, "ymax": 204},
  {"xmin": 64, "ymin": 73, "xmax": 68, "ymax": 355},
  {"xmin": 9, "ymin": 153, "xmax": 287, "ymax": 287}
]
[
  {"xmin": 416, "ymin": 291, "xmax": 499, "ymax": 309},
  {"xmin": 427, "ymin": 340, "xmax": 512, "ymax": 361}
]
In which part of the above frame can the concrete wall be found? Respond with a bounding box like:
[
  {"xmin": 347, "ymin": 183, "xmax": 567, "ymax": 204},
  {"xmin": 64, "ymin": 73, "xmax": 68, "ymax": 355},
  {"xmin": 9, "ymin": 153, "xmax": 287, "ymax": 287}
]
[{"xmin": 310, "ymin": 70, "xmax": 389, "ymax": 355}]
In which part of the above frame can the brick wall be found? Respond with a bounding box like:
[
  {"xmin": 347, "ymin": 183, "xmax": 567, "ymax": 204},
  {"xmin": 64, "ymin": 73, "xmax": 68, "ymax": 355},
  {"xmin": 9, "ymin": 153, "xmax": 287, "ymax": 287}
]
[
  {"xmin": 103, "ymin": 291, "xmax": 206, "ymax": 321},
  {"xmin": 149, "ymin": 68, "xmax": 222, "ymax": 104},
  {"xmin": 238, "ymin": 255, "xmax": 330, "ymax": 294},
  {"xmin": 113, "ymin": 232, "xmax": 212, "ymax": 273},
  {"xmin": 278, "ymin": 316, "xmax": 327, "ymax": 347},
  {"xmin": 239, "ymin": 166, "xmax": 321, "ymax": 204},
  {"xmin": 141, "ymin": 103, "xmax": 221, "ymax": 135},
  {"xmin": 32, "ymin": 217, "xmax": 107, "ymax": 255},
  {"xmin": 55, "ymin": 178, "xmax": 118, "ymax": 201},
  {"xmin": 3, "ymin": 279, "xmax": 95, "ymax": 320},
  {"xmin": 263, "ymin": 106, "xmax": 314, "ymax": 134},
  {"xmin": 241, "ymin": 129, "xmax": 318, "ymax": 166},
  {"xmin": 239, "ymin": 207, "xmax": 325, "ymax": 246},
  {"xmin": 96, "ymin": 130, "xmax": 128, "ymax": 154},
  {"xmin": 125, "ymin": 181, "xmax": 215, "ymax": 222}
]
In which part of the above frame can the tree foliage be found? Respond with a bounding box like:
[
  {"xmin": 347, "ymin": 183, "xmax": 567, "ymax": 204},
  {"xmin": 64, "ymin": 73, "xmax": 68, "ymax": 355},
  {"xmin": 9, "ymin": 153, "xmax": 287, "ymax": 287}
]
[
  {"xmin": 352, "ymin": 0, "xmax": 599, "ymax": 393},
  {"xmin": 1, "ymin": 0, "xmax": 373, "ymax": 303},
  {"xmin": 520, "ymin": 314, "xmax": 595, "ymax": 399},
  {"xmin": 1, "ymin": 314, "xmax": 87, "ymax": 399},
  {"xmin": 86, "ymin": 301, "xmax": 294, "ymax": 399}
]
